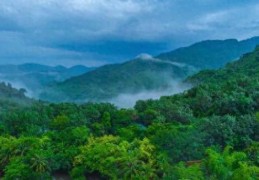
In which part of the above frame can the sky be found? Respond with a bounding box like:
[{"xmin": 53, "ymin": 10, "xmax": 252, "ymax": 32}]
[{"xmin": 0, "ymin": 0, "xmax": 259, "ymax": 67}]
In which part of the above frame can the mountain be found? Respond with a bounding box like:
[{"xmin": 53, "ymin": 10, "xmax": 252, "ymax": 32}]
[
  {"xmin": 40, "ymin": 37, "xmax": 259, "ymax": 103},
  {"xmin": 0, "ymin": 63, "xmax": 95, "ymax": 97},
  {"xmin": 40, "ymin": 57, "xmax": 194, "ymax": 102},
  {"xmin": 157, "ymin": 37, "xmax": 259, "ymax": 69}
]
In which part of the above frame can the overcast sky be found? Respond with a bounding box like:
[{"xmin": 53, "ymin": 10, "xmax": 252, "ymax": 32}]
[{"xmin": 0, "ymin": 0, "xmax": 259, "ymax": 67}]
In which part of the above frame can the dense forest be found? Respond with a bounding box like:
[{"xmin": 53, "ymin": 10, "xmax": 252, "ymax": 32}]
[{"xmin": 0, "ymin": 47, "xmax": 259, "ymax": 179}]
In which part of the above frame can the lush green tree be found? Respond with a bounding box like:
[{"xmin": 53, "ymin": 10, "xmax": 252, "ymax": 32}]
[
  {"xmin": 112, "ymin": 109, "xmax": 138, "ymax": 133},
  {"xmin": 117, "ymin": 124, "xmax": 146, "ymax": 141},
  {"xmin": 73, "ymin": 135, "xmax": 162, "ymax": 179},
  {"xmin": 198, "ymin": 115, "xmax": 236, "ymax": 148},
  {"xmin": 166, "ymin": 162, "xmax": 204, "ymax": 180},
  {"xmin": 245, "ymin": 142, "xmax": 259, "ymax": 166},
  {"xmin": 205, "ymin": 146, "xmax": 259, "ymax": 179},
  {"xmin": 50, "ymin": 115, "xmax": 70, "ymax": 130},
  {"xmin": 147, "ymin": 123, "xmax": 205, "ymax": 163},
  {"xmin": 3, "ymin": 157, "xmax": 32, "ymax": 180},
  {"xmin": 0, "ymin": 136, "xmax": 53, "ymax": 179}
]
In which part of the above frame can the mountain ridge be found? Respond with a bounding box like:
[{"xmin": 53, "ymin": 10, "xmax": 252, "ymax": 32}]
[
  {"xmin": 157, "ymin": 37, "xmax": 259, "ymax": 69},
  {"xmin": 40, "ymin": 36, "xmax": 259, "ymax": 103},
  {"xmin": 41, "ymin": 58, "xmax": 193, "ymax": 102}
]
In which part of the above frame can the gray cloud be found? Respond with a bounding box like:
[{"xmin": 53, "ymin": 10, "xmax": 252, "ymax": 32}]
[{"xmin": 0, "ymin": 0, "xmax": 258, "ymax": 66}]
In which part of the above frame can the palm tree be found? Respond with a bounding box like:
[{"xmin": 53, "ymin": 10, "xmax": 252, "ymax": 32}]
[{"xmin": 30, "ymin": 154, "xmax": 49, "ymax": 174}]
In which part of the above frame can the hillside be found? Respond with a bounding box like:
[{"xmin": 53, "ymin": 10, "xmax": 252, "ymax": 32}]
[
  {"xmin": 41, "ymin": 37, "xmax": 259, "ymax": 103},
  {"xmin": 0, "ymin": 82, "xmax": 33, "ymax": 112},
  {"xmin": 0, "ymin": 63, "xmax": 94, "ymax": 96},
  {"xmin": 157, "ymin": 36, "xmax": 259, "ymax": 69},
  {"xmin": 40, "ymin": 58, "xmax": 194, "ymax": 102},
  {"xmin": 141, "ymin": 46, "xmax": 259, "ymax": 118},
  {"xmin": 186, "ymin": 46, "xmax": 259, "ymax": 85}
]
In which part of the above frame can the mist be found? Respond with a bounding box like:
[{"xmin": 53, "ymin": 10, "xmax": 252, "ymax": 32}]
[
  {"xmin": 103, "ymin": 55, "xmax": 194, "ymax": 108},
  {"xmin": 0, "ymin": 74, "xmax": 192, "ymax": 108},
  {"xmin": 0, "ymin": 60, "xmax": 193, "ymax": 108},
  {"xmin": 107, "ymin": 80, "xmax": 192, "ymax": 108},
  {"xmin": 0, "ymin": 75, "xmax": 47, "ymax": 98},
  {"xmin": 0, "ymin": 76, "xmax": 34, "ymax": 97}
]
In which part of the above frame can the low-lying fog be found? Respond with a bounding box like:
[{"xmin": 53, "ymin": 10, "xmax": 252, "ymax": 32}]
[
  {"xmin": 107, "ymin": 81, "xmax": 191, "ymax": 108},
  {"xmin": 0, "ymin": 77, "xmax": 35, "ymax": 97},
  {"xmin": 0, "ymin": 55, "xmax": 193, "ymax": 108},
  {"xmin": 1, "ymin": 76, "xmax": 191, "ymax": 108}
]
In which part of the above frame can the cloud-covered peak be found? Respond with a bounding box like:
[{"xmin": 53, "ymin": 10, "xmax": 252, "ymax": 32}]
[{"xmin": 136, "ymin": 53, "xmax": 153, "ymax": 60}]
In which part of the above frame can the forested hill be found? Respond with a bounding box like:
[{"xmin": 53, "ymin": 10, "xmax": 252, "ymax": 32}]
[
  {"xmin": 0, "ymin": 82, "xmax": 28, "ymax": 99},
  {"xmin": 187, "ymin": 45, "xmax": 259, "ymax": 84},
  {"xmin": 137, "ymin": 46, "xmax": 259, "ymax": 119},
  {"xmin": 40, "ymin": 57, "xmax": 194, "ymax": 102},
  {"xmin": 157, "ymin": 36, "xmax": 259, "ymax": 69},
  {"xmin": 40, "ymin": 37, "xmax": 259, "ymax": 103},
  {"xmin": 0, "ymin": 82, "xmax": 33, "ymax": 111},
  {"xmin": 0, "ymin": 47, "xmax": 258, "ymax": 178}
]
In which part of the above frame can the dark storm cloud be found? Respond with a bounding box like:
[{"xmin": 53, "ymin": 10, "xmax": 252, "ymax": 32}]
[{"xmin": 0, "ymin": 0, "xmax": 258, "ymax": 66}]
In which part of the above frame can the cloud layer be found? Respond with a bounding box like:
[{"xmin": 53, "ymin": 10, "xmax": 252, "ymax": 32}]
[{"xmin": 0, "ymin": 0, "xmax": 258, "ymax": 66}]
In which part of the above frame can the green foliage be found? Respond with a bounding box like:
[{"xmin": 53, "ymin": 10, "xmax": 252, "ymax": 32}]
[
  {"xmin": 205, "ymin": 146, "xmax": 259, "ymax": 179},
  {"xmin": 73, "ymin": 135, "xmax": 162, "ymax": 179},
  {"xmin": 147, "ymin": 123, "xmax": 205, "ymax": 163},
  {"xmin": 3, "ymin": 157, "xmax": 32, "ymax": 180},
  {"xmin": 256, "ymin": 112, "xmax": 259, "ymax": 122},
  {"xmin": 167, "ymin": 162, "xmax": 204, "ymax": 180},
  {"xmin": 245, "ymin": 142, "xmax": 259, "ymax": 166},
  {"xmin": 0, "ymin": 136, "xmax": 53, "ymax": 179},
  {"xmin": 51, "ymin": 115, "xmax": 70, "ymax": 130},
  {"xmin": 0, "ymin": 46, "xmax": 259, "ymax": 179},
  {"xmin": 198, "ymin": 115, "xmax": 237, "ymax": 147}
]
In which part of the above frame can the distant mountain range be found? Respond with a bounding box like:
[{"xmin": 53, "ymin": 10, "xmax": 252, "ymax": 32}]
[
  {"xmin": 157, "ymin": 36, "xmax": 259, "ymax": 69},
  {"xmin": 40, "ymin": 36, "xmax": 259, "ymax": 103},
  {"xmin": 0, "ymin": 63, "xmax": 94, "ymax": 97}
]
